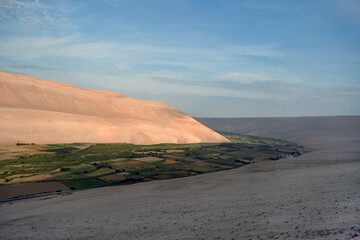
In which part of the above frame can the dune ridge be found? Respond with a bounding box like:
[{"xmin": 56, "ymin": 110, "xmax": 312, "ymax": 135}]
[{"xmin": 0, "ymin": 71, "xmax": 228, "ymax": 144}]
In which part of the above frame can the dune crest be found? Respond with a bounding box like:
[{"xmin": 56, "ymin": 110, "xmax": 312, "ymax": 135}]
[{"xmin": 0, "ymin": 71, "xmax": 228, "ymax": 144}]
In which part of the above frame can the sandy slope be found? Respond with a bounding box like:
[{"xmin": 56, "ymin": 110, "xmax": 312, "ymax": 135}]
[
  {"xmin": 0, "ymin": 72, "xmax": 228, "ymax": 144},
  {"xmin": 0, "ymin": 116, "xmax": 359, "ymax": 239}
]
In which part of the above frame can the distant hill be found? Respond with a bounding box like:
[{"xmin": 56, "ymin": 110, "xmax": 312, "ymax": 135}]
[
  {"xmin": 196, "ymin": 116, "xmax": 360, "ymax": 148},
  {"xmin": 0, "ymin": 72, "xmax": 228, "ymax": 144}
]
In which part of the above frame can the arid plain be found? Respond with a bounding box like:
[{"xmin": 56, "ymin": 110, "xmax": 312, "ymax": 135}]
[{"xmin": 1, "ymin": 116, "xmax": 359, "ymax": 239}]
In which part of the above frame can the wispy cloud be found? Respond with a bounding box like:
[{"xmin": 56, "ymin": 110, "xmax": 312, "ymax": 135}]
[
  {"xmin": 0, "ymin": 35, "xmax": 283, "ymax": 61},
  {"xmin": 216, "ymin": 72, "xmax": 271, "ymax": 83},
  {"xmin": 115, "ymin": 64, "xmax": 130, "ymax": 70},
  {"xmin": 0, "ymin": 0, "xmax": 57, "ymax": 25},
  {"xmin": 11, "ymin": 64, "xmax": 59, "ymax": 72},
  {"xmin": 100, "ymin": 0, "xmax": 118, "ymax": 7},
  {"xmin": 335, "ymin": 0, "xmax": 360, "ymax": 13},
  {"xmin": 0, "ymin": 35, "xmax": 285, "ymax": 84},
  {"xmin": 152, "ymin": 76, "xmax": 295, "ymax": 98},
  {"xmin": 0, "ymin": 36, "xmax": 115, "ymax": 59},
  {"xmin": 151, "ymin": 74, "xmax": 360, "ymax": 102},
  {"xmin": 221, "ymin": 45, "xmax": 284, "ymax": 58},
  {"xmin": 1, "ymin": 33, "xmax": 357, "ymax": 105}
]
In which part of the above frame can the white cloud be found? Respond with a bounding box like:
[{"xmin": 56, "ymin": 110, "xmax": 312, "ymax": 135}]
[
  {"xmin": 219, "ymin": 72, "xmax": 271, "ymax": 83},
  {"xmin": 115, "ymin": 64, "xmax": 130, "ymax": 70}
]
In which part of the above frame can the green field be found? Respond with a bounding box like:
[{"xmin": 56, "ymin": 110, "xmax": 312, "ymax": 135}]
[{"xmin": 0, "ymin": 134, "xmax": 304, "ymax": 190}]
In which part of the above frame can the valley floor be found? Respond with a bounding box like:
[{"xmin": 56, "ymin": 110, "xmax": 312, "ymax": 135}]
[{"xmin": 0, "ymin": 116, "xmax": 359, "ymax": 240}]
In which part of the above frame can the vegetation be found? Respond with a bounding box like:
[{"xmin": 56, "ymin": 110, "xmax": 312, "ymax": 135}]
[{"xmin": 0, "ymin": 134, "xmax": 304, "ymax": 190}]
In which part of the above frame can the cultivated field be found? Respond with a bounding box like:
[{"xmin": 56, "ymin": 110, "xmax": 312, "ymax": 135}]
[{"xmin": 0, "ymin": 134, "xmax": 302, "ymax": 199}]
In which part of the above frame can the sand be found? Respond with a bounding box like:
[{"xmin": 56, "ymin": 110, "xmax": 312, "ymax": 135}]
[
  {"xmin": 0, "ymin": 116, "xmax": 359, "ymax": 239},
  {"xmin": 0, "ymin": 71, "xmax": 228, "ymax": 145}
]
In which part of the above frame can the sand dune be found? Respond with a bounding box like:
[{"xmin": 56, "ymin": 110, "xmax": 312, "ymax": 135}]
[{"xmin": 0, "ymin": 72, "xmax": 228, "ymax": 144}]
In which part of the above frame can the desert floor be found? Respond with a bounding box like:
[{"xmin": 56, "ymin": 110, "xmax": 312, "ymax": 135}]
[{"xmin": 1, "ymin": 116, "xmax": 359, "ymax": 240}]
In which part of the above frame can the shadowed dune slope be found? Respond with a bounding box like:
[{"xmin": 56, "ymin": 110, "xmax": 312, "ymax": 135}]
[{"xmin": 0, "ymin": 72, "xmax": 228, "ymax": 144}]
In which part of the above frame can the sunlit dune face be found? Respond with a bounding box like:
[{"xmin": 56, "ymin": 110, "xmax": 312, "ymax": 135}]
[{"xmin": 0, "ymin": 71, "xmax": 229, "ymax": 144}]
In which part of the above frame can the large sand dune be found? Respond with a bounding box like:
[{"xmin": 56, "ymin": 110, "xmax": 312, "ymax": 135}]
[{"xmin": 0, "ymin": 72, "xmax": 228, "ymax": 144}]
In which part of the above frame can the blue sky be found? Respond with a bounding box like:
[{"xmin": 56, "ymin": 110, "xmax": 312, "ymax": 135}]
[{"xmin": 0, "ymin": 0, "xmax": 359, "ymax": 117}]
